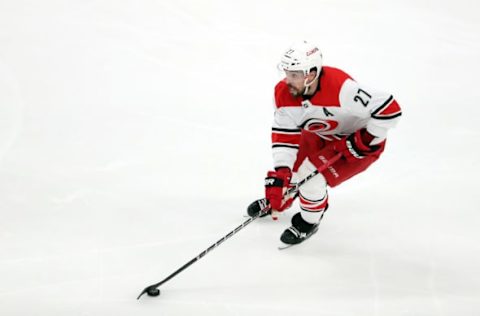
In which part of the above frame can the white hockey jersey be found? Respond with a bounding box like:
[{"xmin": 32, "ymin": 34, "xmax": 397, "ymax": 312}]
[{"xmin": 272, "ymin": 66, "xmax": 402, "ymax": 169}]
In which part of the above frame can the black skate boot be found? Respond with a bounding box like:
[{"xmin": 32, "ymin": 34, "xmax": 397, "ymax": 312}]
[
  {"xmin": 280, "ymin": 212, "xmax": 320, "ymax": 245},
  {"xmin": 247, "ymin": 198, "xmax": 271, "ymax": 217}
]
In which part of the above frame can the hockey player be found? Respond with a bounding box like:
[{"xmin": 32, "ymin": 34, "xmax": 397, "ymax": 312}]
[{"xmin": 248, "ymin": 40, "xmax": 402, "ymax": 246}]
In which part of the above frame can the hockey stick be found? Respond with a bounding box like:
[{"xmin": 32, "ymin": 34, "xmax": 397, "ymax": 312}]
[{"xmin": 136, "ymin": 152, "xmax": 342, "ymax": 300}]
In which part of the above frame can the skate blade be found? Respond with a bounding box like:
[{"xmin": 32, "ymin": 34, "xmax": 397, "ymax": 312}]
[{"xmin": 278, "ymin": 243, "xmax": 295, "ymax": 250}]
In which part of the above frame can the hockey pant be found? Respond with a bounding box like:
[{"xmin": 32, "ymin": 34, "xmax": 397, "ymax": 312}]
[{"xmin": 291, "ymin": 130, "xmax": 385, "ymax": 224}]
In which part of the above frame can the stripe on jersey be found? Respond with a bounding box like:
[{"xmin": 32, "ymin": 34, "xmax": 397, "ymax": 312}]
[
  {"xmin": 371, "ymin": 96, "xmax": 402, "ymax": 120},
  {"xmin": 272, "ymin": 127, "xmax": 301, "ymax": 149},
  {"xmin": 272, "ymin": 143, "xmax": 300, "ymax": 149},
  {"xmin": 272, "ymin": 133, "xmax": 301, "ymax": 145},
  {"xmin": 272, "ymin": 127, "xmax": 301, "ymax": 133}
]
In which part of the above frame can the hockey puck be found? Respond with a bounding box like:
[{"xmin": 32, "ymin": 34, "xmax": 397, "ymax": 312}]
[{"xmin": 146, "ymin": 287, "xmax": 160, "ymax": 297}]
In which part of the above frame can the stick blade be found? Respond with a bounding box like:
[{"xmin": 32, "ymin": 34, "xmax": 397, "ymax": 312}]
[
  {"xmin": 137, "ymin": 285, "xmax": 161, "ymax": 300},
  {"xmin": 137, "ymin": 288, "xmax": 148, "ymax": 300}
]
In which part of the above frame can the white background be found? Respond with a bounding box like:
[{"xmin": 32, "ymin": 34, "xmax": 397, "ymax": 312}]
[{"xmin": 1, "ymin": 0, "xmax": 479, "ymax": 315}]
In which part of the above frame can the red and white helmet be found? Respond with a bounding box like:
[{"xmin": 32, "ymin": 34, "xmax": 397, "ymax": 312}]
[{"xmin": 278, "ymin": 40, "xmax": 323, "ymax": 77}]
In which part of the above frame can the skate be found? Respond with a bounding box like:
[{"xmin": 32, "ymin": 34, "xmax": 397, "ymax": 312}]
[
  {"xmin": 246, "ymin": 198, "xmax": 271, "ymax": 217},
  {"xmin": 280, "ymin": 212, "xmax": 320, "ymax": 246}
]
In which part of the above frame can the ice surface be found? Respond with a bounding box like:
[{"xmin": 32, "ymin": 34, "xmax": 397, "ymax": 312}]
[{"xmin": 1, "ymin": 0, "xmax": 479, "ymax": 315}]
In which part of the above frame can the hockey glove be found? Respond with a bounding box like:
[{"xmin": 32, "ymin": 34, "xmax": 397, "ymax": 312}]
[
  {"xmin": 334, "ymin": 129, "xmax": 381, "ymax": 163},
  {"xmin": 265, "ymin": 167, "xmax": 294, "ymax": 217}
]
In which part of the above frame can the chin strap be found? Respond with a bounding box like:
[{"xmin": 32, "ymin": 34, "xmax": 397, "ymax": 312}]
[{"xmin": 303, "ymin": 70, "xmax": 320, "ymax": 95}]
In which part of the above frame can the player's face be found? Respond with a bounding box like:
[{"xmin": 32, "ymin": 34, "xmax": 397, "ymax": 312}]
[{"xmin": 285, "ymin": 70, "xmax": 306, "ymax": 97}]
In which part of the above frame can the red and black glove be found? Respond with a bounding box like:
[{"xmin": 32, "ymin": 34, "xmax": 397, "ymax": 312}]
[
  {"xmin": 334, "ymin": 129, "xmax": 381, "ymax": 163},
  {"xmin": 265, "ymin": 167, "xmax": 293, "ymax": 214}
]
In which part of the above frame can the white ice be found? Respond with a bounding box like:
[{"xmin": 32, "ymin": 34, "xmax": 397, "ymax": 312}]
[{"xmin": 1, "ymin": 0, "xmax": 479, "ymax": 315}]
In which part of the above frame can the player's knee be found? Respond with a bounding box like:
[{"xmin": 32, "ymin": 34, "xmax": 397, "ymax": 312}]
[
  {"xmin": 300, "ymin": 174, "xmax": 327, "ymax": 201},
  {"xmin": 294, "ymin": 158, "xmax": 327, "ymax": 201}
]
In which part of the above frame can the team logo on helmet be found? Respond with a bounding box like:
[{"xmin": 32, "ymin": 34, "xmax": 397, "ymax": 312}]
[{"xmin": 306, "ymin": 47, "xmax": 319, "ymax": 56}]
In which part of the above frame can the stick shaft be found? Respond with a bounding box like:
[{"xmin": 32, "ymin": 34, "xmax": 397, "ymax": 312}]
[{"xmin": 151, "ymin": 210, "xmax": 263, "ymax": 289}]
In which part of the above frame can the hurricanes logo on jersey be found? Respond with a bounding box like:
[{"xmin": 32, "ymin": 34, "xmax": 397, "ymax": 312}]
[{"xmin": 301, "ymin": 118, "xmax": 339, "ymax": 133}]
